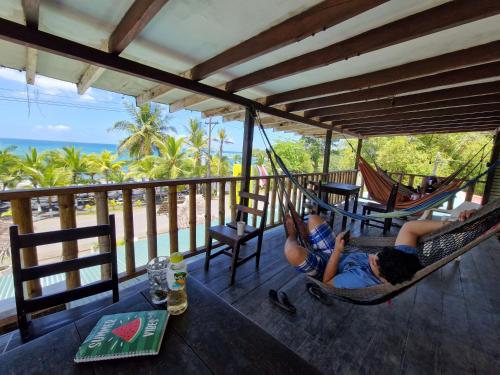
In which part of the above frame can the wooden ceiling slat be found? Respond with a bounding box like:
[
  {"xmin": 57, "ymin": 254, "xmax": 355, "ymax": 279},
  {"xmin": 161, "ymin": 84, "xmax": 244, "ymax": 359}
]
[
  {"xmin": 225, "ymin": 0, "xmax": 500, "ymax": 93},
  {"xmin": 266, "ymin": 40, "xmax": 500, "ymax": 106},
  {"xmin": 341, "ymin": 112, "xmax": 500, "ymax": 130},
  {"xmin": 362, "ymin": 124, "xmax": 499, "ymax": 136},
  {"xmin": 0, "ymin": 18, "xmax": 355, "ymax": 136},
  {"xmin": 109, "ymin": 0, "xmax": 169, "ymax": 55},
  {"xmin": 304, "ymin": 81, "xmax": 500, "ymax": 117},
  {"xmin": 187, "ymin": 0, "xmax": 387, "ymax": 81},
  {"xmin": 319, "ymin": 93, "xmax": 500, "ymax": 122},
  {"xmin": 287, "ymin": 61, "xmax": 500, "ymax": 112},
  {"xmin": 328, "ymin": 103, "xmax": 500, "ymax": 125},
  {"xmin": 355, "ymin": 119, "xmax": 500, "ymax": 132}
]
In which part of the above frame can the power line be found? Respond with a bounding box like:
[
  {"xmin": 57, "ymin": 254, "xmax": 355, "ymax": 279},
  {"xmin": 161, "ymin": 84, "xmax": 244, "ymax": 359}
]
[{"xmin": 0, "ymin": 95, "xmax": 127, "ymax": 112}]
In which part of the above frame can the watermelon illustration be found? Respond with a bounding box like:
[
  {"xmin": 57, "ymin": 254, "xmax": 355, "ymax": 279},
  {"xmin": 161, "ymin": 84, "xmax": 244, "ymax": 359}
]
[{"xmin": 112, "ymin": 317, "xmax": 143, "ymax": 343}]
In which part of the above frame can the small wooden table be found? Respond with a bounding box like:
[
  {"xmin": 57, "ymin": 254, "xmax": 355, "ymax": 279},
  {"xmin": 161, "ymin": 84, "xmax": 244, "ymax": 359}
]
[
  {"xmin": 0, "ymin": 278, "xmax": 321, "ymax": 375},
  {"xmin": 315, "ymin": 182, "xmax": 361, "ymax": 230}
]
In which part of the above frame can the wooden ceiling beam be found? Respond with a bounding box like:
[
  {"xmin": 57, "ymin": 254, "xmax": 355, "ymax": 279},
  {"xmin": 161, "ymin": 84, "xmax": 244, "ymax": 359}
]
[
  {"xmin": 0, "ymin": 17, "xmax": 357, "ymax": 136},
  {"xmin": 266, "ymin": 40, "xmax": 500, "ymax": 106},
  {"xmin": 169, "ymin": 84, "xmax": 224, "ymax": 112},
  {"xmin": 341, "ymin": 113, "xmax": 500, "ymax": 130},
  {"xmin": 21, "ymin": 0, "xmax": 39, "ymax": 85},
  {"xmin": 304, "ymin": 81, "xmax": 500, "ymax": 117},
  {"xmin": 109, "ymin": 0, "xmax": 169, "ymax": 55},
  {"xmin": 78, "ymin": 0, "xmax": 168, "ymax": 95},
  {"xmin": 362, "ymin": 124, "xmax": 499, "ymax": 136},
  {"xmin": 328, "ymin": 103, "xmax": 500, "ymax": 126},
  {"xmin": 226, "ymin": 0, "xmax": 500, "ymax": 93},
  {"xmin": 317, "ymin": 93, "xmax": 500, "ymax": 122},
  {"xmin": 202, "ymin": 104, "xmax": 245, "ymax": 118},
  {"xmin": 187, "ymin": 0, "xmax": 387, "ymax": 81},
  {"xmin": 355, "ymin": 119, "xmax": 500, "ymax": 132},
  {"xmin": 288, "ymin": 61, "xmax": 500, "ymax": 112}
]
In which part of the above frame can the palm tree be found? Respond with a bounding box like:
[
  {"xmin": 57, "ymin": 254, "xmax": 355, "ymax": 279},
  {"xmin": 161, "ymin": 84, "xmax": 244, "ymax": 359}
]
[
  {"xmin": 60, "ymin": 146, "xmax": 88, "ymax": 184},
  {"xmin": 127, "ymin": 156, "xmax": 160, "ymax": 181},
  {"xmin": 0, "ymin": 146, "xmax": 21, "ymax": 190},
  {"xmin": 156, "ymin": 136, "xmax": 190, "ymax": 179},
  {"xmin": 26, "ymin": 165, "xmax": 72, "ymax": 215},
  {"xmin": 109, "ymin": 102, "xmax": 174, "ymax": 159},
  {"xmin": 184, "ymin": 119, "xmax": 207, "ymax": 177},
  {"xmin": 86, "ymin": 151, "xmax": 125, "ymax": 184},
  {"xmin": 214, "ymin": 128, "xmax": 233, "ymax": 176},
  {"xmin": 253, "ymin": 150, "xmax": 267, "ymax": 166}
]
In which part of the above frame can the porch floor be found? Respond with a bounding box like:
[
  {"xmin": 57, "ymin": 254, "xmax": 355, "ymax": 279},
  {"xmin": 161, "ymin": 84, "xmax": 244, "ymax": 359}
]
[{"xmin": 189, "ymin": 214, "xmax": 500, "ymax": 374}]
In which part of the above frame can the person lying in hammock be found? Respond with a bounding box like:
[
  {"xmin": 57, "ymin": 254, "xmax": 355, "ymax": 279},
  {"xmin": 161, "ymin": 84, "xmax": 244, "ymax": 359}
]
[{"xmin": 284, "ymin": 210, "xmax": 476, "ymax": 288}]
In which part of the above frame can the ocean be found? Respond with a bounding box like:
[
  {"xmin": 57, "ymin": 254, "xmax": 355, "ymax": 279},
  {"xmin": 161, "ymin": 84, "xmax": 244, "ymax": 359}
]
[{"xmin": 0, "ymin": 137, "xmax": 243, "ymax": 159}]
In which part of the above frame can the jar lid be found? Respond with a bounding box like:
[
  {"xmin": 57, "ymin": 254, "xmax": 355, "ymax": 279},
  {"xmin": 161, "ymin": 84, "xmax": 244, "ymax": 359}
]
[{"xmin": 170, "ymin": 253, "xmax": 184, "ymax": 263}]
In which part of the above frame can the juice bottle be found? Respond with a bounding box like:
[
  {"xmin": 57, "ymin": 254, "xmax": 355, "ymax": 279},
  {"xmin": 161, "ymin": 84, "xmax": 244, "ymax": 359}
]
[{"xmin": 167, "ymin": 253, "xmax": 188, "ymax": 315}]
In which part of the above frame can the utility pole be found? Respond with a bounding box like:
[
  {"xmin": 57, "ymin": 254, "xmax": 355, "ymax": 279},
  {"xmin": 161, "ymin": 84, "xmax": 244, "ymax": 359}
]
[{"xmin": 205, "ymin": 117, "xmax": 218, "ymax": 178}]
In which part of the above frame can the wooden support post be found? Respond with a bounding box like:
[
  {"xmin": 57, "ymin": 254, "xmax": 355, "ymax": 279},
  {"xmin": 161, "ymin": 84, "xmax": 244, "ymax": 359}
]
[
  {"xmin": 95, "ymin": 191, "xmax": 111, "ymax": 279},
  {"xmin": 482, "ymin": 129, "xmax": 500, "ymax": 204},
  {"xmin": 230, "ymin": 180, "xmax": 237, "ymax": 222},
  {"xmin": 465, "ymin": 183, "xmax": 475, "ymax": 202},
  {"xmin": 11, "ymin": 198, "xmax": 41, "ymax": 298},
  {"xmin": 204, "ymin": 182, "xmax": 211, "ymax": 247},
  {"xmin": 168, "ymin": 186, "xmax": 178, "ymax": 254},
  {"xmin": 122, "ymin": 189, "xmax": 135, "ymax": 275},
  {"xmin": 145, "ymin": 188, "xmax": 157, "ymax": 260},
  {"xmin": 58, "ymin": 194, "xmax": 81, "ymax": 289},
  {"xmin": 408, "ymin": 175, "xmax": 415, "ymax": 188},
  {"xmin": 270, "ymin": 178, "xmax": 277, "ymax": 225},
  {"xmin": 241, "ymin": 107, "xmax": 255, "ymax": 204},
  {"xmin": 354, "ymin": 139, "xmax": 363, "ymax": 170},
  {"xmin": 189, "ymin": 184, "xmax": 196, "ymax": 253},
  {"xmin": 218, "ymin": 181, "xmax": 226, "ymax": 225},
  {"xmin": 322, "ymin": 130, "xmax": 332, "ymax": 174}
]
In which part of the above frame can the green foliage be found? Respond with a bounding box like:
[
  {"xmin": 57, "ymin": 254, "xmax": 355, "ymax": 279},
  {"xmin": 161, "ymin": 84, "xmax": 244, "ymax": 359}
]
[
  {"xmin": 301, "ymin": 136, "xmax": 325, "ymax": 172},
  {"xmin": 272, "ymin": 140, "xmax": 314, "ymax": 173}
]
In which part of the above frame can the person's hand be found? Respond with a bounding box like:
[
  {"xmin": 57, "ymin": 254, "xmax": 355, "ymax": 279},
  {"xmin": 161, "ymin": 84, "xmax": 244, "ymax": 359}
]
[
  {"xmin": 458, "ymin": 209, "xmax": 477, "ymax": 222},
  {"xmin": 334, "ymin": 232, "xmax": 345, "ymax": 253}
]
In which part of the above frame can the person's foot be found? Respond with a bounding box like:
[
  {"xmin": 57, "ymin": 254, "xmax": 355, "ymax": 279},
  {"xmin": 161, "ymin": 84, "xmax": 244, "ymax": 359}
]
[{"xmin": 285, "ymin": 214, "xmax": 297, "ymax": 237}]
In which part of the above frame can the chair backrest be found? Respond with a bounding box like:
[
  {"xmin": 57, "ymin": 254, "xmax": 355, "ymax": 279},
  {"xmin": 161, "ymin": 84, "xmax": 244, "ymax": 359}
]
[
  {"xmin": 237, "ymin": 191, "xmax": 269, "ymax": 230},
  {"xmin": 386, "ymin": 183, "xmax": 400, "ymax": 211},
  {"xmin": 10, "ymin": 214, "xmax": 119, "ymax": 339}
]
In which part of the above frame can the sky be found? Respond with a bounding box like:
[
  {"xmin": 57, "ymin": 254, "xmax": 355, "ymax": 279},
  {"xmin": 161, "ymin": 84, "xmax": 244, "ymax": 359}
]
[{"xmin": 0, "ymin": 67, "xmax": 298, "ymax": 152}]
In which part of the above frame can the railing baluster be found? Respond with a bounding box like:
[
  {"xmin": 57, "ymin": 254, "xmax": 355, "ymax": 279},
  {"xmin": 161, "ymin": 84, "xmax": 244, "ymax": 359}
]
[
  {"xmin": 270, "ymin": 178, "xmax": 277, "ymax": 225},
  {"xmin": 122, "ymin": 189, "xmax": 135, "ymax": 275},
  {"xmin": 278, "ymin": 177, "xmax": 284, "ymax": 223},
  {"xmin": 465, "ymin": 183, "xmax": 475, "ymax": 202},
  {"xmin": 11, "ymin": 198, "xmax": 41, "ymax": 298},
  {"xmin": 408, "ymin": 175, "xmax": 415, "ymax": 189},
  {"xmin": 95, "ymin": 191, "xmax": 111, "ymax": 279},
  {"xmin": 230, "ymin": 180, "xmax": 237, "ymax": 222},
  {"xmin": 169, "ymin": 186, "xmax": 178, "ymax": 254},
  {"xmin": 252, "ymin": 180, "xmax": 260, "ymax": 227},
  {"xmin": 292, "ymin": 178, "xmax": 298, "ymax": 210},
  {"xmin": 58, "ymin": 194, "xmax": 81, "ymax": 289},
  {"xmin": 219, "ymin": 181, "xmax": 226, "ymax": 225},
  {"xmin": 205, "ymin": 182, "xmax": 211, "ymax": 247},
  {"xmin": 145, "ymin": 188, "xmax": 157, "ymax": 260},
  {"xmin": 264, "ymin": 178, "xmax": 271, "ymax": 225},
  {"xmin": 189, "ymin": 184, "xmax": 196, "ymax": 253}
]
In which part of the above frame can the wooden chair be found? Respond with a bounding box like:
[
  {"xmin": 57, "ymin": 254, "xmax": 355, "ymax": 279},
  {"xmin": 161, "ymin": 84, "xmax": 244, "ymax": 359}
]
[
  {"xmin": 205, "ymin": 191, "xmax": 269, "ymax": 285},
  {"xmin": 361, "ymin": 183, "xmax": 400, "ymax": 234},
  {"xmin": 10, "ymin": 214, "xmax": 119, "ymax": 342}
]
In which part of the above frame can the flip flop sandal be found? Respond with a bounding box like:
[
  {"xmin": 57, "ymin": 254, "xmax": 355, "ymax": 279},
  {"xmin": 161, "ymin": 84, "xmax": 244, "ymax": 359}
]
[
  {"xmin": 306, "ymin": 283, "xmax": 333, "ymax": 306},
  {"xmin": 268, "ymin": 289, "xmax": 296, "ymax": 314}
]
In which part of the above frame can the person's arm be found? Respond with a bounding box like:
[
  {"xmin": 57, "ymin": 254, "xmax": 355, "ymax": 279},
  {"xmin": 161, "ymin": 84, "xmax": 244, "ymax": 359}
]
[
  {"xmin": 322, "ymin": 233, "xmax": 345, "ymax": 284},
  {"xmin": 395, "ymin": 209, "xmax": 476, "ymax": 247}
]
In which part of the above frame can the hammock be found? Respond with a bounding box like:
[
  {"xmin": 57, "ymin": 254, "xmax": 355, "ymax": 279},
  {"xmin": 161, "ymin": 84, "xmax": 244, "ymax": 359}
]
[{"xmin": 308, "ymin": 198, "xmax": 500, "ymax": 304}]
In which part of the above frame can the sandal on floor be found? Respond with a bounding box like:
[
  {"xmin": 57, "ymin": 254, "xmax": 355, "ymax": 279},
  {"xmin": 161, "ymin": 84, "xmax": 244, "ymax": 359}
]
[
  {"xmin": 306, "ymin": 283, "xmax": 333, "ymax": 306},
  {"xmin": 268, "ymin": 289, "xmax": 297, "ymax": 314}
]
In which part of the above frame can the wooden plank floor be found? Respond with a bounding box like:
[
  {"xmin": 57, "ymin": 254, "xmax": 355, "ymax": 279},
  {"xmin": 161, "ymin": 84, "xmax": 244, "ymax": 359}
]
[{"xmin": 189, "ymin": 213, "xmax": 500, "ymax": 375}]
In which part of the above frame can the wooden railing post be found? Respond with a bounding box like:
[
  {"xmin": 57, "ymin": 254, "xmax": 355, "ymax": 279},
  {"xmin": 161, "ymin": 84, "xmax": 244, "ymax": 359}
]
[
  {"xmin": 168, "ymin": 186, "xmax": 178, "ymax": 254},
  {"xmin": 145, "ymin": 188, "xmax": 157, "ymax": 260},
  {"xmin": 230, "ymin": 180, "xmax": 237, "ymax": 222},
  {"xmin": 278, "ymin": 177, "xmax": 284, "ymax": 223},
  {"xmin": 270, "ymin": 178, "xmax": 277, "ymax": 225},
  {"xmin": 122, "ymin": 189, "xmax": 135, "ymax": 275},
  {"xmin": 219, "ymin": 181, "xmax": 226, "ymax": 225},
  {"xmin": 465, "ymin": 183, "xmax": 475, "ymax": 202},
  {"xmin": 11, "ymin": 198, "xmax": 41, "ymax": 298},
  {"xmin": 408, "ymin": 175, "xmax": 415, "ymax": 189},
  {"xmin": 58, "ymin": 194, "xmax": 81, "ymax": 289},
  {"xmin": 204, "ymin": 182, "xmax": 211, "ymax": 247},
  {"xmin": 252, "ymin": 180, "xmax": 260, "ymax": 227},
  {"xmin": 189, "ymin": 184, "xmax": 196, "ymax": 253},
  {"xmin": 95, "ymin": 191, "xmax": 111, "ymax": 279}
]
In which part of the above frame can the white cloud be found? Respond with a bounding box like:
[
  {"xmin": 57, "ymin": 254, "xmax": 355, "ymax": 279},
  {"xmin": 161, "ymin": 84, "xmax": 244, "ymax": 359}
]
[
  {"xmin": 0, "ymin": 67, "xmax": 77, "ymax": 95},
  {"xmin": 35, "ymin": 124, "xmax": 71, "ymax": 132}
]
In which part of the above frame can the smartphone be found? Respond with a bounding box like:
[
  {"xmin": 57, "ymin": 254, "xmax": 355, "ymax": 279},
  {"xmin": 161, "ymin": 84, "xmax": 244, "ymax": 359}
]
[{"xmin": 341, "ymin": 230, "xmax": 351, "ymax": 244}]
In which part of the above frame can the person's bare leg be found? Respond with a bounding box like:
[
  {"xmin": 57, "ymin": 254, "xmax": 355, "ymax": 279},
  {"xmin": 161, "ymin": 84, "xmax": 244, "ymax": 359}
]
[{"xmin": 284, "ymin": 215, "xmax": 309, "ymax": 266}]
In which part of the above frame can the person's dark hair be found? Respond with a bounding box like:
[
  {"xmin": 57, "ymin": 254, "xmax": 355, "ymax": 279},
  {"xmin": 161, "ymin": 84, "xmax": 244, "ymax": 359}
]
[{"xmin": 377, "ymin": 247, "xmax": 422, "ymax": 285}]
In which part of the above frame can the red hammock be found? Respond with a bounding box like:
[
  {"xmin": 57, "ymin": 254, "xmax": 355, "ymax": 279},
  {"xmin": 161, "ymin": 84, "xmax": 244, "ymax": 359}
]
[{"xmin": 358, "ymin": 157, "xmax": 461, "ymax": 210}]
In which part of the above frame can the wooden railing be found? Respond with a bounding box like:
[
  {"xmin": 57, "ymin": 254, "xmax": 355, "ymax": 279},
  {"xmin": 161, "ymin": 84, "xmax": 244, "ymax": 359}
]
[{"xmin": 0, "ymin": 170, "xmax": 357, "ymax": 299}]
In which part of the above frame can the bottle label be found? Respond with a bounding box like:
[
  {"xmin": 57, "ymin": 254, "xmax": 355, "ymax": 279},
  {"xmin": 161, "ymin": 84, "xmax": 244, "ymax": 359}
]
[{"xmin": 167, "ymin": 270, "xmax": 187, "ymax": 290}]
